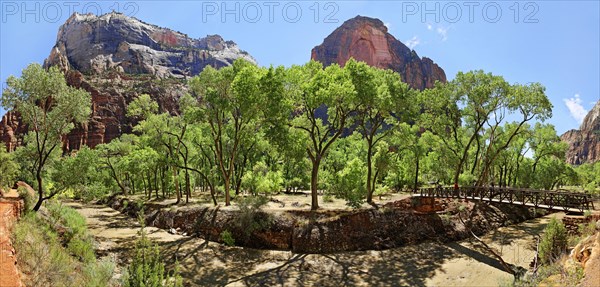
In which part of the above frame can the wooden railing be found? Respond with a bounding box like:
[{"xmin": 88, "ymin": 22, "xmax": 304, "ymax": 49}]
[{"xmin": 415, "ymin": 186, "xmax": 595, "ymax": 213}]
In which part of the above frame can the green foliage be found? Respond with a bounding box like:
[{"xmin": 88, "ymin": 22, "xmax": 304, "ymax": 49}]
[
  {"xmin": 220, "ymin": 230, "xmax": 235, "ymax": 246},
  {"xmin": 1, "ymin": 63, "xmax": 92, "ymax": 210},
  {"xmin": 123, "ymin": 221, "xmax": 182, "ymax": 287},
  {"xmin": 18, "ymin": 186, "xmax": 35, "ymax": 212},
  {"xmin": 45, "ymin": 201, "xmax": 97, "ymax": 263},
  {"xmin": 0, "ymin": 147, "xmax": 18, "ymax": 190},
  {"xmin": 12, "ymin": 210, "xmax": 115, "ymax": 286},
  {"xmin": 235, "ymin": 196, "xmax": 271, "ymax": 237},
  {"xmin": 242, "ymin": 161, "xmax": 283, "ymax": 196},
  {"xmin": 539, "ymin": 217, "xmax": 568, "ymax": 265},
  {"xmin": 127, "ymin": 94, "xmax": 159, "ymax": 119},
  {"xmin": 329, "ymin": 157, "xmax": 367, "ymax": 208},
  {"xmin": 3, "ymin": 61, "xmax": 565, "ymax": 214}
]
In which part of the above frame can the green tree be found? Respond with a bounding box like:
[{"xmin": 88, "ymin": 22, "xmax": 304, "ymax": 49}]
[
  {"xmin": 187, "ymin": 60, "xmax": 268, "ymax": 206},
  {"xmin": 347, "ymin": 59, "xmax": 414, "ymax": 203},
  {"xmin": 288, "ymin": 61, "xmax": 357, "ymax": 210},
  {"xmin": 1, "ymin": 64, "xmax": 91, "ymax": 211}
]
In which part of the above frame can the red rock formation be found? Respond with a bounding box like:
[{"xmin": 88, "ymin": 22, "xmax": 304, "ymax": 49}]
[
  {"xmin": 561, "ymin": 101, "xmax": 600, "ymax": 164},
  {"xmin": 0, "ymin": 112, "xmax": 26, "ymax": 152},
  {"xmin": 311, "ymin": 15, "xmax": 446, "ymax": 90}
]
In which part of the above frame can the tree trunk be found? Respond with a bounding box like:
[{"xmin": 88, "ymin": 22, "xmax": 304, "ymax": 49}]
[
  {"xmin": 224, "ymin": 176, "xmax": 231, "ymax": 206},
  {"xmin": 174, "ymin": 167, "xmax": 181, "ymax": 204},
  {"xmin": 310, "ymin": 159, "xmax": 320, "ymax": 210},
  {"xmin": 185, "ymin": 169, "xmax": 191, "ymax": 204},
  {"xmin": 414, "ymin": 153, "xmax": 420, "ymax": 192},
  {"xmin": 33, "ymin": 169, "xmax": 44, "ymax": 211},
  {"xmin": 366, "ymin": 141, "xmax": 374, "ymax": 203}
]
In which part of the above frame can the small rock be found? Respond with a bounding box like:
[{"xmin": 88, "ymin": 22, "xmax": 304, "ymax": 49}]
[{"xmin": 168, "ymin": 228, "xmax": 177, "ymax": 234}]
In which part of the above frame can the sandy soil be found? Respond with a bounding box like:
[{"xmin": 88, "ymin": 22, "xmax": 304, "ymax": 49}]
[
  {"xmin": 128, "ymin": 190, "xmax": 412, "ymax": 212},
  {"xmin": 67, "ymin": 201, "xmax": 564, "ymax": 287}
]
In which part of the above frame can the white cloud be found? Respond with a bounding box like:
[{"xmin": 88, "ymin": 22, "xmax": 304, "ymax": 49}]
[
  {"xmin": 405, "ymin": 36, "xmax": 420, "ymax": 49},
  {"xmin": 564, "ymin": 94, "xmax": 588, "ymax": 124},
  {"xmin": 436, "ymin": 26, "xmax": 449, "ymax": 41},
  {"xmin": 426, "ymin": 23, "xmax": 433, "ymax": 30}
]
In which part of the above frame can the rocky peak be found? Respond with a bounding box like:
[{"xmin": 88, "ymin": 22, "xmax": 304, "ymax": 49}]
[
  {"xmin": 311, "ymin": 15, "xmax": 446, "ymax": 90},
  {"xmin": 561, "ymin": 101, "xmax": 600, "ymax": 165},
  {"xmin": 44, "ymin": 12, "xmax": 256, "ymax": 78},
  {"xmin": 581, "ymin": 101, "xmax": 600, "ymax": 132}
]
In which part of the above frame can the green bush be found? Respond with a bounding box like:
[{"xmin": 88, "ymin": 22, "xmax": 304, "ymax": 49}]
[
  {"xmin": 123, "ymin": 221, "xmax": 182, "ymax": 287},
  {"xmin": 67, "ymin": 238, "xmax": 96, "ymax": 263},
  {"xmin": 18, "ymin": 186, "xmax": 35, "ymax": 213},
  {"xmin": 220, "ymin": 230, "xmax": 235, "ymax": 246},
  {"xmin": 236, "ymin": 196, "xmax": 271, "ymax": 237},
  {"xmin": 329, "ymin": 158, "xmax": 367, "ymax": 208},
  {"xmin": 539, "ymin": 217, "xmax": 568, "ymax": 264},
  {"xmin": 46, "ymin": 200, "xmax": 88, "ymax": 242}
]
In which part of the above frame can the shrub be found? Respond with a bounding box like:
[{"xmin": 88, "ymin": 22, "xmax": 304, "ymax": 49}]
[
  {"xmin": 12, "ymin": 212, "xmax": 116, "ymax": 286},
  {"xmin": 67, "ymin": 238, "xmax": 96, "ymax": 263},
  {"xmin": 236, "ymin": 196, "xmax": 271, "ymax": 237},
  {"xmin": 123, "ymin": 220, "xmax": 182, "ymax": 287},
  {"xmin": 18, "ymin": 186, "xmax": 35, "ymax": 213},
  {"xmin": 329, "ymin": 158, "xmax": 367, "ymax": 208},
  {"xmin": 539, "ymin": 217, "xmax": 568, "ymax": 264},
  {"xmin": 220, "ymin": 230, "xmax": 235, "ymax": 246},
  {"xmin": 46, "ymin": 200, "xmax": 88, "ymax": 243}
]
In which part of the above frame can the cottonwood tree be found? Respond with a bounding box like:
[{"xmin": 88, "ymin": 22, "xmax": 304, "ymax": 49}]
[
  {"xmin": 1, "ymin": 64, "xmax": 91, "ymax": 211},
  {"xmin": 187, "ymin": 60, "xmax": 267, "ymax": 206},
  {"xmin": 419, "ymin": 71, "xmax": 552, "ymax": 186},
  {"xmin": 287, "ymin": 61, "xmax": 357, "ymax": 210},
  {"xmin": 347, "ymin": 59, "xmax": 415, "ymax": 203}
]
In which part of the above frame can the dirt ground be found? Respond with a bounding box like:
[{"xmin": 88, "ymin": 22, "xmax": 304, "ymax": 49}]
[
  {"xmin": 126, "ymin": 190, "xmax": 413, "ymax": 212},
  {"xmin": 67, "ymin": 201, "xmax": 564, "ymax": 287},
  {"xmin": 0, "ymin": 190, "xmax": 22, "ymax": 287}
]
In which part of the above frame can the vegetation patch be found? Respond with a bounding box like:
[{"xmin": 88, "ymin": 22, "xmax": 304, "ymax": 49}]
[{"xmin": 12, "ymin": 202, "xmax": 115, "ymax": 286}]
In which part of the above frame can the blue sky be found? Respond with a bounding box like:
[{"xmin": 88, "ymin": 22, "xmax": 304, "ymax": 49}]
[{"xmin": 1, "ymin": 1, "xmax": 599, "ymax": 135}]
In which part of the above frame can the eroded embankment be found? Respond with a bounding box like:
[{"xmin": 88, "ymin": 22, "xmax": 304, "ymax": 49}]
[
  {"xmin": 0, "ymin": 196, "xmax": 24, "ymax": 287},
  {"xmin": 103, "ymin": 196, "xmax": 547, "ymax": 253}
]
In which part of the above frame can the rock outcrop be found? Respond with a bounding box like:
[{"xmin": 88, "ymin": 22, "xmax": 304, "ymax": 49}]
[
  {"xmin": 561, "ymin": 101, "xmax": 600, "ymax": 165},
  {"xmin": 44, "ymin": 12, "xmax": 256, "ymax": 77},
  {"xmin": 2, "ymin": 12, "xmax": 255, "ymax": 150},
  {"xmin": 311, "ymin": 15, "xmax": 446, "ymax": 90}
]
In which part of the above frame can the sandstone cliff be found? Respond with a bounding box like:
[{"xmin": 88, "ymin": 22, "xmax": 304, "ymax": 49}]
[
  {"xmin": 2, "ymin": 12, "xmax": 255, "ymax": 150},
  {"xmin": 44, "ymin": 12, "xmax": 256, "ymax": 77},
  {"xmin": 561, "ymin": 101, "xmax": 600, "ymax": 165},
  {"xmin": 311, "ymin": 16, "xmax": 446, "ymax": 90}
]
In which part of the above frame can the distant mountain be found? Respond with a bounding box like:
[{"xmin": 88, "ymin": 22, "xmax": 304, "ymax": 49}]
[
  {"xmin": 311, "ymin": 15, "xmax": 446, "ymax": 90},
  {"xmin": 45, "ymin": 12, "xmax": 256, "ymax": 77},
  {"xmin": 561, "ymin": 101, "xmax": 600, "ymax": 164},
  {"xmin": 1, "ymin": 12, "xmax": 255, "ymax": 150}
]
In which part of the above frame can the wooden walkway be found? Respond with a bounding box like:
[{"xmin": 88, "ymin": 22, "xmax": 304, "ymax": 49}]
[{"xmin": 414, "ymin": 186, "xmax": 596, "ymax": 213}]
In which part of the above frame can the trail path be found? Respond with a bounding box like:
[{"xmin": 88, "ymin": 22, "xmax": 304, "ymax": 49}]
[
  {"xmin": 0, "ymin": 190, "xmax": 22, "ymax": 287},
  {"xmin": 68, "ymin": 201, "xmax": 562, "ymax": 287}
]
